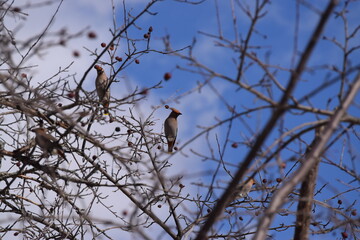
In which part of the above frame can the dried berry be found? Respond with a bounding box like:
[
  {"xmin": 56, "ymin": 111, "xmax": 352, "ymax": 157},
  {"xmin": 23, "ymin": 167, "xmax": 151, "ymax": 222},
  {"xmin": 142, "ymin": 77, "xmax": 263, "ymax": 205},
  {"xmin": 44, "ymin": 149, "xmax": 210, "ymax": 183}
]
[
  {"xmin": 139, "ymin": 89, "xmax": 149, "ymax": 95},
  {"xmin": 115, "ymin": 56, "xmax": 122, "ymax": 62},
  {"xmin": 115, "ymin": 127, "xmax": 120, "ymax": 132},
  {"xmin": 231, "ymin": 143, "xmax": 238, "ymax": 148},
  {"xmin": 164, "ymin": 72, "xmax": 172, "ymax": 81},
  {"xmin": 73, "ymin": 51, "xmax": 80, "ymax": 57},
  {"xmin": 101, "ymin": 42, "xmax": 106, "ymax": 48},
  {"xmin": 144, "ymin": 33, "xmax": 150, "ymax": 39},
  {"xmin": 87, "ymin": 31, "xmax": 97, "ymax": 39},
  {"xmin": 59, "ymin": 40, "xmax": 66, "ymax": 46},
  {"xmin": 276, "ymin": 178, "xmax": 282, "ymax": 183},
  {"xmin": 13, "ymin": 7, "xmax": 21, "ymax": 12},
  {"xmin": 165, "ymin": 105, "xmax": 169, "ymax": 109},
  {"xmin": 262, "ymin": 179, "xmax": 267, "ymax": 184},
  {"xmin": 135, "ymin": 59, "xmax": 140, "ymax": 64},
  {"xmin": 67, "ymin": 91, "xmax": 75, "ymax": 98},
  {"xmin": 148, "ymin": 26, "xmax": 153, "ymax": 32}
]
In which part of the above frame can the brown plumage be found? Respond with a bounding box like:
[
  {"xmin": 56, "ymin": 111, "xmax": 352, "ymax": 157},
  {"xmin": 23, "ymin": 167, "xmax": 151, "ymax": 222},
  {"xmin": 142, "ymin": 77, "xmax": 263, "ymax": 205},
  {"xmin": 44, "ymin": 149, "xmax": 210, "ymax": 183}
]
[
  {"xmin": 94, "ymin": 65, "xmax": 110, "ymax": 114},
  {"xmin": 233, "ymin": 178, "xmax": 255, "ymax": 200},
  {"xmin": 164, "ymin": 108, "xmax": 182, "ymax": 153},
  {"xmin": 31, "ymin": 128, "xmax": 65, "ymax": 158}
]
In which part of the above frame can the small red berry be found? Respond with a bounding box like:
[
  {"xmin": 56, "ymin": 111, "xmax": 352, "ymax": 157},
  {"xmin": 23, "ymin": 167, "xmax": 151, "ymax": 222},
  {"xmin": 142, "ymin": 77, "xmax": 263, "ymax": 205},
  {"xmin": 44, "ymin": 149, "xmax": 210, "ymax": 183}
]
[
  {"xmin": 338, "ymin": 199, "xmax": 342, "ymax": 205},
  {"xmin": 101, "ymin": 42, "xmax": 106, "ymax": 48},
  {"xmin": 179, "ymin": 184, "xmax": 185, "ymax": 188},
  {"xmin": 87, "ymin": 31, "xmax": 97, "ymax": 39},
  {"xmin": 92, "ymin": 155, "xmax": 97, "ymax": 160},
  {"xmin": 115, "ymin": 127, "xmax": 120, "ymax": 132},
  {"xmin": 174, "ymin": 146, "xmax": 178, "ymax": 151},
  {"xmin": 122, "ymin": 210, "xmax": 128, "ymax": 216},
  {"xmin": 13, "ymin": 7, "xmax": 21, "ymax": 12},
  {"xmin": 165, "ymin": 105, "xmax": 169, "ymax": 109},
  {"xmin": 59, "ymin": 40, "xmax": 66, "ymax": 46},
  {"xmin": 115, "ymin": 56, "xmax": 122, "ymax": 62},
  {"xmin": 128, "ymin": 142, "xmax": 133, "ymax": 147},
  {"xmin": 57, "ymin": 103, "xmax": 62, "ymax": 107},
  {"xmin": 21, "ymin": 73, "xmax": 27, "ymax": 78},
  {"xmin": 139, "ymin": 89, "xmax": 149, "ymax": 95},
  {"xmin": 351, "ymin": 210, "xmax": 357, "ymax": 216},
  {"xmin": 341, "ymin": 232, "xmax": 348, "ymax": 238},
  {"xmin": 231, "ymin": 143, "xmax": 238, "ymax": 148},
  {"xmin": 157, "ymin": 204, "xmax": 162, "ymax": 208},
  {"xmin": 262, "ymin": 179, "xmax": 267, "ymax": 184},
  {"xmin": 109, "ymin": 44, "xmax": 115, "ymax": 51},
  {"xmin": 73, "ymin": 51, "xmax": 80, "ymax": 57},
  {"xmin": 157, "ymin": 145, "xmax": 161, "ymax": 150},
  {"xmin": 16, "ymin": 162, "xmax": 21, "ymax": 167},
  {"xmin": 135, "ymin": 59, "xmax": 140, "ymax": 64},
  {"xmin": 164, "ymin": 72, "xmax": 172, "ymax": 81},
  {"xmin": 144, "ymin": 33, "xmax": 149, "ymax": 39},
  {"xmin": 67, "ymin": 91, "xmax": 75, "ymax": 98},
  {"xmin": 276, "ymin": 178, "xmax": 282, "ymax": 183}
]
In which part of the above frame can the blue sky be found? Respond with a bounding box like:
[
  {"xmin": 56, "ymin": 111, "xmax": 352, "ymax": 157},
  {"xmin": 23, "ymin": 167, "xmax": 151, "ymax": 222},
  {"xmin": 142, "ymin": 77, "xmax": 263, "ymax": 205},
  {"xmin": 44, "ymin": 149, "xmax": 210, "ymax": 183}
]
[{"xmin": 4, "ymin": 0, "xmax": 360, "ymax": 239}]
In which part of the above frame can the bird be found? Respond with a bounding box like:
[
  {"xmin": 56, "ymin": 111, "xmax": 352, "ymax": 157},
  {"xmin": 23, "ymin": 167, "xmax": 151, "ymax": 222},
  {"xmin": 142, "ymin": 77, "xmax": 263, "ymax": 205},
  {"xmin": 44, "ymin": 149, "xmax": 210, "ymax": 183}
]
[
  {"xmin": 31, "ymin": 128, "xmax": 65, "ymax": 159},
  {"xmin": 164, "ymin": 107, "xmax": 182, "ymax": 153},
  {"xmin": 94, "ymin": 65, "xmax": 110, "ymax": 114},
  {"xmin": 233, "ymin": 177, "xmax": 255, "ymax": 200}
]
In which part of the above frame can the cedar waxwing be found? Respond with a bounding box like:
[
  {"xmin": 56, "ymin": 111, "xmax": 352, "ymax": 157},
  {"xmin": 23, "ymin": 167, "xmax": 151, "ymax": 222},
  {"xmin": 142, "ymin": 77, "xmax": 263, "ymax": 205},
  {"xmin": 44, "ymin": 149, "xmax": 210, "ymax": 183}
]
[
  {"xmin": 31, "ymin": 128, "xmax": 65, "ymax": 159},
  {"xmin": 164, "ymin": 107, "xmax": 182, "ymax": 153},
  {"xmin": 94, "ymin": 65, "xmax": 110, "ymax": 114},
  {"xmin": 233, "ymin": 178, "xmax": 255, "ymax": 200}
]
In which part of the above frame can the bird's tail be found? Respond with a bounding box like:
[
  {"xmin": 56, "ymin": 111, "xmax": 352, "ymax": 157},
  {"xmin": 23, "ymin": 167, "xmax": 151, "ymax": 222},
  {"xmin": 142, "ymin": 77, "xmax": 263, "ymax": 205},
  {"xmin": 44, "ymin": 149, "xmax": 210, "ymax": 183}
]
[
  {"xmin": 103, "ymin": 101, "xmax": 109, "ymax": 115},
  {"xmin": 167, "ymin": 141, "xmax": 174, "ymax": 153}
]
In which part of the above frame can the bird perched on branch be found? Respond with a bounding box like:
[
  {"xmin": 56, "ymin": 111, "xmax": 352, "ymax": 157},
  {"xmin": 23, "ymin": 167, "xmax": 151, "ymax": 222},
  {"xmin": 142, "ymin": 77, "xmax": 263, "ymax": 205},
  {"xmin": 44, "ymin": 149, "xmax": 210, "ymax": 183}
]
[
  {"xmin": 31, "ymin": 128, "xmax": 65, "ymax": 159},
  {"xmin": 94, "ymin": 65, "xmax": 110, "ymax": 114},
  {"xmin": 233, "ymin": 177, "xmax": 255, "ymax": 200},
  {"xmin": 164, "ymin": 107, "xmax": 182, "ymax": 153}
]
